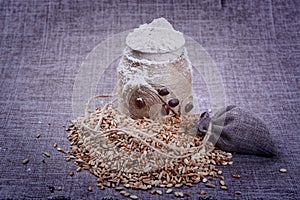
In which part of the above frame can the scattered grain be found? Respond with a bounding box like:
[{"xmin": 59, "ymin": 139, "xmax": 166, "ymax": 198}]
[
  {"xmin": 57, "ymin": 148, "xmax": 66, "ymax": 154},
  {"xmin": 233, "ymin": 174, "xmax": 241, "ymax": 179},
  {"xmin": 235, "ymin": 191, "xmax": 241, "ymax": 195},
  {"xmin": 44, "ymin": 152, "xmax": 50, "ymax": 157},
  {"xmin": 201, "ymin": 190, "xmax": 206, "ymax": 195},
  {"xmin": 57, "ymin": 187, "xmax": 62, "ymax": 191},
  {"xmin": 205, "ymin": 183, "xmax": 216, "ymax": 188},
  {"xmin": 166, "ymin": 188, "xmax": 172, "ymax": 194},
  {"xmin": 174, "ymin": 191, "xmax": 184, "ymax": 197},
  {"xmin": 69, "ymin": 171, "xmax": 74, "ymax": 176},
  {"xmin": 175, "ymin": 184, "xmax": 182, "ymax": 188},
  {"xmin": 220, "ymin": 186, "xmax": 227, "ymax": 190},
  {"xmin": 76, "ymin": 167, "xmax": 82, "ymax": 172},
  {"xmin": 36, "ymin": 134, "xmax": 41, "ymax": 138},
  {"xmin": 279, "ymin": 168, "xmax": 287, "ymax": 173},
  {"xmin": 130, "ymin": 195, "xmax": 138, "ymax": 199},
  {"xmin": 63, "ymin": 102, "xmax": 235, "ymax": 197},
  {"xmin": 115, "ymin": 187, "xmax": 124, "ymax": 191},
  {"xmin": 53, "ymin": 143, "xmax": 58, "ymax": 148},
  {"xmin": 124, "ymin": 192, "xmax": 130, "ymax": 197},
  {"xmin": 83, "ymin": 164, "xmax": 89, "ymax": 170},
  {"xmin": 185, "ymin": 183, "xmax": 192, "ymax": 187},
  {"xmin": 22, "ymin": 158, "xmax": 29, "ymax": 165},
  {"xmin": 88, "ymin": 186, "xmax": 92, "ymax": 192},
  {"xmin": 156, "ymin": 190, "xmax": 162, "ymax": 195},
  {"xmin": 220, "ymin": 180, "xmax": 225, "ymax": 186}
]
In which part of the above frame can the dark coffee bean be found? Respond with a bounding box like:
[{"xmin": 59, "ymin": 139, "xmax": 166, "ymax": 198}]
[
  {"xmin": 185, "ymin": 102, "xmax": 194, "ymax": 113},
  {"xmin": 161, "ymin": 104, "xmax": 170, "ymax": 115},
  {"xmin": 197, "ymin": 112, "xmax": 210, "ymax": 134},
  {"xmin": 168, "ymin": 98, "xmax": 179, "ymax": 107},
  {"xmin": 158, "ymin": 88, "xmax": 170, "ymax": 96},
  {"xmin": 135, "ymin": 97, "xmax": 145, "ymax": 109}
]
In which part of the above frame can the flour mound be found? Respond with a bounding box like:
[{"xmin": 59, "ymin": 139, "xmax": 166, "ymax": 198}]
[{"xmin": 126, "ymin": 18, "xmax": 185, "ymax": 53}]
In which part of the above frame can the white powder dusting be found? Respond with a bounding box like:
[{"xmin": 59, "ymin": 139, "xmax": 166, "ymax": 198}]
[{"xmin": 126, "ymin": 18, "xmax": 185, "ymax": 53}]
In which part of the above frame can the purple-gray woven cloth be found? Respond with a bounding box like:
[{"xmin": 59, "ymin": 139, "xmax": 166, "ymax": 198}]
[
  {"xmin": 198, "ymin": 105, "xmax": 277, "ymax": 157},
  {"xmin": 0, "ymin": 0, "xmax": 299, "ymax": 199}
]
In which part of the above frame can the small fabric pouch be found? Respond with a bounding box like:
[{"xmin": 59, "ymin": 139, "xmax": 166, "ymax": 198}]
[{"xmin": 197, "ymin": 105, "xmax": 277, "ymax": 157}]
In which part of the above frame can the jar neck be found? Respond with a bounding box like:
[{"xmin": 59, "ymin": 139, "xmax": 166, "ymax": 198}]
[{"xmin": 124, "ymin": 46, "xmax": 185, "ymax": 64}]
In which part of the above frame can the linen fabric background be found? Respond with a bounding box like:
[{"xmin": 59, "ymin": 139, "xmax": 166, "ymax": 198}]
[{"xmin": 0, "ymin": 0, "xmax": 299, "ymax": 199}]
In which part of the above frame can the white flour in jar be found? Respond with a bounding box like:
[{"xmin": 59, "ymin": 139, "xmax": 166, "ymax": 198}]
[{"xmin": 126, "ymin": 17, "xmax": 185, "ymax": 53}]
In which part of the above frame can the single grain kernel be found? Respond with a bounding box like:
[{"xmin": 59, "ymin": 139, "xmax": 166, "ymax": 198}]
[
  {"xmin": 57, "ymin": 187, "xmax": 62, "ymax": 191},
  {"xmin": 166, "ymin": 188, "xmax": 172, "ymax": 194},
  {"xmin": 124, "ymin": 193, "xmax": 130, "ymax": 197},
  {"xmin": 156, "ymin": 190, "xmax": 162, "ymax": 195},
  {"xmin": 44, "ymin": 152, "xmax": 50, "ymax": 157},
  {"xmin": 205, "ymin": 183, "xmax": 216, "ymax": 188},
  {"xmin": 178, "ymin": 192, "xmax": 184, "ymax": 197},
  {"xmin": 221, "ymin": 186, "xmax": 227, "ymax": 190},
  {"xmin": 76, "ymin": 167, "xmax": 82, "ymax": 172},
  {"xmin": 233, "ymin": 174, "xmax": 241, "ymax": 179},
  {"xmin": 57, "ymin": 148, "xmax": 66, "ymax": 154},
  {"xmin": 235, "ymin": 191, "xmax": 241, "ymax": 195},
  {"xmin": 220, "ymin": 180, "xmax": 225, "ymax": 186},
  {"xmin": 22, "ymin": 158, "xmax": 29, "ymax": 165},
  {"xmin": 201, "ymin": 190, "xmax": 206, "ymax": 195},
  {"xmin": 36, "ymin": 134, "xmax": 41, "ymax": 138},
  {"xmin": 69, "ymin": 171, "xmax": 74, "ymax": 176},
  {"xmin": 88, "ymin": 186, "xmax": 92, "ymax": 192},
  {"xmin": 130, "ymin": 195, "xmax": 138, "ymax": 199},
  {"xmin": 279, "ymin": 168, "xmax": 287, "ymax": 173},
  {"xmin": 115, "ymin": 187, "xmax": 123, "ymax": 191}
]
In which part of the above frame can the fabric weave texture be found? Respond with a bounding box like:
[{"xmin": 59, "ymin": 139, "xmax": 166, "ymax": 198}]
[{"xmin": 0, "ymin": 0, "xmax": 299, "ymax": 199}]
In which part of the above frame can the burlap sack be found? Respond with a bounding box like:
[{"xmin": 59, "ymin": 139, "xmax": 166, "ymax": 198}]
[{"xmin": 197, "ymin": 105, "xmax": 277, "ymax": 157}]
